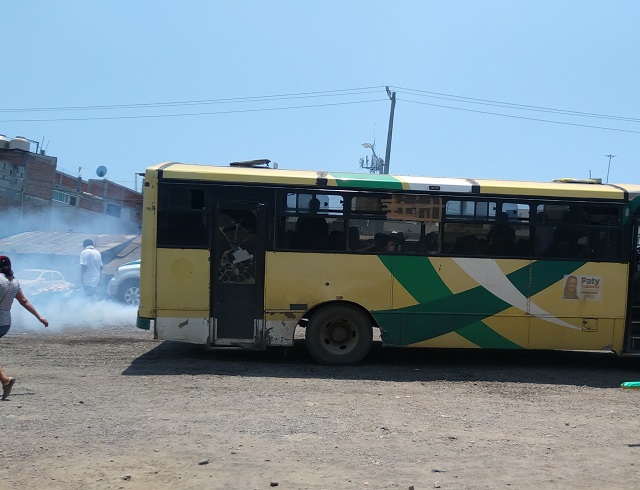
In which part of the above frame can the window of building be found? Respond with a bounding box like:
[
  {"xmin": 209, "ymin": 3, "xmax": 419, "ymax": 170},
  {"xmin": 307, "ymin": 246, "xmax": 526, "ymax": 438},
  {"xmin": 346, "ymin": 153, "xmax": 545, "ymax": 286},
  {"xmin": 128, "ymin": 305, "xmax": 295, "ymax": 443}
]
[
  {"xmin": 106, "ymin": 203, "xmax": 122, "ymax": 218},
  {"xmin": 52, "ymin": 190, "xmax": 76, "ymax": 205}
]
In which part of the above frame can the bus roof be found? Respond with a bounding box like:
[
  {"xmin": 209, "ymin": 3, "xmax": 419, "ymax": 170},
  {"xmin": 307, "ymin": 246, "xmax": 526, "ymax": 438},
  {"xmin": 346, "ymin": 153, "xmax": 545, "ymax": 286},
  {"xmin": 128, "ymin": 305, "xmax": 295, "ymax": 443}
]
[{"xmin": 149, "ymin": 162, "xmax": 640, "ymax": 201}]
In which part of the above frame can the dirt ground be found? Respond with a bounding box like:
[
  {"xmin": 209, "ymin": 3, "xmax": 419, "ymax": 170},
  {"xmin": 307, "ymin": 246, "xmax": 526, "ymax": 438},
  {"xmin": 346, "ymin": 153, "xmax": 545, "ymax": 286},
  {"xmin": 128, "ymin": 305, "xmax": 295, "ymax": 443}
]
[{"xmin": 2, "ymin": 318, "xmax": 640, "ymax": 490}]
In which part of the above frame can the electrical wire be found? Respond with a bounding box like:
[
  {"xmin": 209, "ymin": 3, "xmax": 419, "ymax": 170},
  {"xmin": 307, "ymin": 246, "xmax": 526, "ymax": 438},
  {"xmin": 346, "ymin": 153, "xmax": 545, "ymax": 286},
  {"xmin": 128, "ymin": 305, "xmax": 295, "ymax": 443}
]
[
  {"xmin": 0, "ymin": 87, "xmax": 387, "ymax": 113},
  {"xmin": 393, "ymin": 86, "xmax": 640, "ymax": 123},
  {"xmin": 1, "ymin": 84, "xmax": 638, "ymax": 136},
  {"xmin": 0, "ymin": 98, "xmax": 387, "ymax": 122},
  {"xmin": 400, "ymin": 97, "xmax": 640, "ymax": 134}
]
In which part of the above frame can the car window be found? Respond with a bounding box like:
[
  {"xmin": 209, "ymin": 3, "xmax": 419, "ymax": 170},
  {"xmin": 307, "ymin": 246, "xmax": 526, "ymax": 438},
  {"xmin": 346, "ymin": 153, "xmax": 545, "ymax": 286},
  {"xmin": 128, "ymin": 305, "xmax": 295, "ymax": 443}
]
[{"xmin": 17, "ymin": 270, "xmax": 41, "ymax": 280}]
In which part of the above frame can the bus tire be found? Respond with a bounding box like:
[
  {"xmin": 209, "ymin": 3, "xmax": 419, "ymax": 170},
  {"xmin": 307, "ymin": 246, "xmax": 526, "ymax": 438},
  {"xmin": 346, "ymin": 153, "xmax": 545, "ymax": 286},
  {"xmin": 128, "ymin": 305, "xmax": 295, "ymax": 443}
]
[{"xmin": 305, "ymin": 304, "xmax": 373, "ymax": 365}]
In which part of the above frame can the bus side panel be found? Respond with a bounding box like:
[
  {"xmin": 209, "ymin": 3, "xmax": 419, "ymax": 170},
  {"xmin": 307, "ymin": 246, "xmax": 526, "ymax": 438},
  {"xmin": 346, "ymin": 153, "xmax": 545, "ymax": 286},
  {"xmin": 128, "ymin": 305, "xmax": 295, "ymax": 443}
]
[
  {"xmin": 154, "ymin": 248, "xmax": 211, "ymax": 343},
  {"xmin": 376, "ymin": 256, "xmax": 532, "ymax": 349},
  {"xmin": 264, "ymin": 251, "xmax": 392, "ymax": 313},
  {"xmin": 528, "ymin": 262, "xmax": 628, "ymax": 350}
]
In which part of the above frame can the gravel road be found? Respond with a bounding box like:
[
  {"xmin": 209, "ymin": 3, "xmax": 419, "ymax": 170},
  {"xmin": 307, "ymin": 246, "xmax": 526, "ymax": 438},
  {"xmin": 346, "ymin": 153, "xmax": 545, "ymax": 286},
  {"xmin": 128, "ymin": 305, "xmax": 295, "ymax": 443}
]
[{"xmin": 2, "ymin": 317, "xmax": 640, "ymax": 489}]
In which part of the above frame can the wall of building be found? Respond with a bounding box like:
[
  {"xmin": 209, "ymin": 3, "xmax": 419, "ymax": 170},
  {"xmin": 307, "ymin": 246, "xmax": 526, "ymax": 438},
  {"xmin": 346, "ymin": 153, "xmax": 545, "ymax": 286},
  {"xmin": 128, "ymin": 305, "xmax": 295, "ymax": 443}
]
[{"xmin": 0, "ymin": 141, "xmax": 142, "ymax": 237}]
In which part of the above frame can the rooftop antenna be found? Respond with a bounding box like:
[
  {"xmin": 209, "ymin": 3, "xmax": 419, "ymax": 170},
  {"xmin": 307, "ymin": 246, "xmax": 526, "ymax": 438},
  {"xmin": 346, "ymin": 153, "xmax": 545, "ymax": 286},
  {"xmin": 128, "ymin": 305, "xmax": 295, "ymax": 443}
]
[
  {"xmin": 360, "ymin": 140, "xmax": 384, "ymax": 174},
  {"xmin": 605, "ymin": 154, "xmax": 616, "ymax": 183},
  {"xmin": 24, "ymin": 138, "xmax": 40, "ymax": 154}
]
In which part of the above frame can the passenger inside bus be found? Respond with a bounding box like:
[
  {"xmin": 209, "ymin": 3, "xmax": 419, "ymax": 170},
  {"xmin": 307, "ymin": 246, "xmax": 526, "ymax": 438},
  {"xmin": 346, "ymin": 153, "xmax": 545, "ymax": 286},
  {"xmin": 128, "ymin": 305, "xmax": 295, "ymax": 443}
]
[
  {"xmin": 348, "ymin": 227, "xmax": 374, "ymax": 252},
  {"xmin": 552, "ymin": 208, "xmax": 589, "ymax": 258},
  {"xmin": 329, "ymin": 229, "xmax": 346, "ymax": 250},
  {"xmin": 384, "ymin": 237, "xmax": 397, "ymax": 253},
  {"xmin": 533, "ymin": 211, "xmax": 554, "ymax": 256},
  {"xmin": 416, "ymin": 232, "xmax": 438, "ymax": 254},
  {"xmin": 292, "ymin": 197, "xmax": 330, "ymax": 250},
  {"xmin": 372, "ymin": 233, "xmax": 390, "ymax": 252},
  {"xmin": 487, "ymin": 212, "xmax": 516, "ymax": 255},
  {"xmin": 389, "ymin": 231, "xmax": 405, "ymax": 252}
]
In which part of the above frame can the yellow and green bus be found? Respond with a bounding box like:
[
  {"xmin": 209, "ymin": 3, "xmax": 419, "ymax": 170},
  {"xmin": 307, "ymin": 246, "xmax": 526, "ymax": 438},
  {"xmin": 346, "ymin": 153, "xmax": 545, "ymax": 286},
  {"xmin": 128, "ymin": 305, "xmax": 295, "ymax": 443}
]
[{"xmin": 137, "ymin": 160, "xmax": 640, "ymax": 365}]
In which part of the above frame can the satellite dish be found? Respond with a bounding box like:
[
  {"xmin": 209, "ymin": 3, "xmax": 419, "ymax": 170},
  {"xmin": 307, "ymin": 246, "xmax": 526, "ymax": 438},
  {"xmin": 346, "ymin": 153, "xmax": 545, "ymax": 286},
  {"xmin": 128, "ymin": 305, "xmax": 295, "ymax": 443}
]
[{"xmin": 96, "ymin": 165, "xmax": 108, "ymax": 178}]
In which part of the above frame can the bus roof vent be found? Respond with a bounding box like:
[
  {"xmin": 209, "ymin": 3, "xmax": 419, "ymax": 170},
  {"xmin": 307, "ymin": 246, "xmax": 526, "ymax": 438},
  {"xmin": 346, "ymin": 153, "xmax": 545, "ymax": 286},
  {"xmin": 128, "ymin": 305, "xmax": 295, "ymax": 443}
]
[
  {"xmin": 229, "ymin": 159, "xmax": 271, "ymax": 168},
  {"xmin": 553, "ymin": 178, "xmax": 603, "ymax": 185}
]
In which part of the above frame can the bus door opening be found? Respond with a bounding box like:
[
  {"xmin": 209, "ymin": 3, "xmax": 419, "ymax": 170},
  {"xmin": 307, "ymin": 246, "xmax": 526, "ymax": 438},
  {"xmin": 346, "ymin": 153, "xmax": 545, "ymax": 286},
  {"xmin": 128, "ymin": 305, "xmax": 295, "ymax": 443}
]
[
  {"xmin": 626, "ymin": 219, "xmax": 640, "ymax": 351},
  {"xmin": 212, "ymin": 202, "xmax": 266, "ymax": 345}
]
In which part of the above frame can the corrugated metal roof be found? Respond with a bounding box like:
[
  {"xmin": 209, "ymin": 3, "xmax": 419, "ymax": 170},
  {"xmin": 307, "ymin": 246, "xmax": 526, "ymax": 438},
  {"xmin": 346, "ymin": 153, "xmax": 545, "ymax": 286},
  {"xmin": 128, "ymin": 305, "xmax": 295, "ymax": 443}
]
[
  {"xmin": 0, "ymin": 232, "xmax": 140, "ymax": 278},
  {"xmin": 102, "ymin": 235, "xmax": 141, "ymax": 274}
]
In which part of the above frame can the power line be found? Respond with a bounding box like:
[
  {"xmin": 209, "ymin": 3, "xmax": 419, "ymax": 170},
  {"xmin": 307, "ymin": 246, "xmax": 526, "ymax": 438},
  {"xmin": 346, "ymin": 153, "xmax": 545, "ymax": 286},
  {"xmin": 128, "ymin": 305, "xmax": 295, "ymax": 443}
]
[
  {"xmin": 5, "ymin": 84, "xmax": 638, "ymax": 123},
  {"xmin": 394, "ymin": 86, "xmax": 640, "ymax": 123},
  {"xmin": 0, "ymin": 86, "xmax": 387, "ymax": 113},
  {"xmin": 2, "ymin": 84, "xmax": 638, "ymax": 135},
  {"xmin": 401, "ymin": 97, "xmax": 640, "ymax": 135},
  {"xmin": 0, "ymin": 98, "xmax": 387, "ymax": 123}
]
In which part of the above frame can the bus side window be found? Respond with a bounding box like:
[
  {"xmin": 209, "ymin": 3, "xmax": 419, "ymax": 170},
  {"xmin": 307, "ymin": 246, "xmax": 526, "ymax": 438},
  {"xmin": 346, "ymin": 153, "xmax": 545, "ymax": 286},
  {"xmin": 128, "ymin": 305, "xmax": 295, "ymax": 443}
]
[{"xmin": 157, "ymin": 186, "xmax": 207, "ymax": 247}]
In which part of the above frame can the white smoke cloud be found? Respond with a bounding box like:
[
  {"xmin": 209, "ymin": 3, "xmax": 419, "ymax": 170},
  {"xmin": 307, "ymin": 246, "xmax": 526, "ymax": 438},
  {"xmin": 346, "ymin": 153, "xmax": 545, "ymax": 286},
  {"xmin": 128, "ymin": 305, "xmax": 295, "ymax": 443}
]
[
  {"xmin": 2, "ymin": 182, "xmax": 143, "ymax": 333},
  {"xmin": 11, "ymin": 291, "xmax": 137, "ymax": 332}
]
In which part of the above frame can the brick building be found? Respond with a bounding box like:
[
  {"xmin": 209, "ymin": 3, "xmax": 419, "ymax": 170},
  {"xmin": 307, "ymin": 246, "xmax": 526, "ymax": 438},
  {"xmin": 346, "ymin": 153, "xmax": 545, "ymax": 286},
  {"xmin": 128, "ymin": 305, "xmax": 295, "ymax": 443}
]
[{"xmin": 0, "ymin": 135, "xmax": 142, "ymax": 236}]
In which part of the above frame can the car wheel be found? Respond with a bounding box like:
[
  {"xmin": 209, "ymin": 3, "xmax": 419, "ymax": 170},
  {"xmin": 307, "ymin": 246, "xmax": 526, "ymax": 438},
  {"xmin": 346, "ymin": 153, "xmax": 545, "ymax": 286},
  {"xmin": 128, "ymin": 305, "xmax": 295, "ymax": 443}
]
[{"xmin": 118, "ymin": 279, "xmax": 140, "ymax": 306}]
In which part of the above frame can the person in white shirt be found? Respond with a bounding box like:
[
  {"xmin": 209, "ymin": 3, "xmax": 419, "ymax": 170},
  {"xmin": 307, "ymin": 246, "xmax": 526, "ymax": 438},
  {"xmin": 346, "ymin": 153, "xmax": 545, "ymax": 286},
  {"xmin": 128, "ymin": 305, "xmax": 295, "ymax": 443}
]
[{"xmin": 79, "ymin": 239, "xmax": 103, "ymax": 296}]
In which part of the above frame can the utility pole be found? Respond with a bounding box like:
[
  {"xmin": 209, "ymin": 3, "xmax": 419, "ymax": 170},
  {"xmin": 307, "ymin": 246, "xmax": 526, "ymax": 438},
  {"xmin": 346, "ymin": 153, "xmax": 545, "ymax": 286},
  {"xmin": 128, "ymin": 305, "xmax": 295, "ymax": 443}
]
[
  {"xmin": 383, "ymin": 86, "xmax": 396, "ymax": 175},
  {"xmin": 605, "ymin": 154, "xmax": 616, "ymax": 183}
]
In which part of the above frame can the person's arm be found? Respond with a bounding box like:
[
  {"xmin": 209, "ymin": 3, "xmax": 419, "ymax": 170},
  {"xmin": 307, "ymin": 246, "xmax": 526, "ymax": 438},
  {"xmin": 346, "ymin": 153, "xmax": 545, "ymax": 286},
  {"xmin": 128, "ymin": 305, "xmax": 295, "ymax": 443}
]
[
  {"xmin": 15, "ymin": 290, "xmax": 48, "ymax": 327},
  {"xmin": 80, "ymin": 249, "xmax": 87, "ymax": 285}
]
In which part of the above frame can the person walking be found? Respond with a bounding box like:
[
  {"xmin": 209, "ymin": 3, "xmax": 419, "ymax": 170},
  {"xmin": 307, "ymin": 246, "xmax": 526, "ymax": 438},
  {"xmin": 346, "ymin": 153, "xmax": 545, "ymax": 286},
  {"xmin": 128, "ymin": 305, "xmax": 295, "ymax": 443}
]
[
  {"xmin": 0, "ymin": 255, "xmax": 49, "ymax": 400},
  {"xmin": 79, "ymin": 239, "xmax": 103, "ymax": 296}
]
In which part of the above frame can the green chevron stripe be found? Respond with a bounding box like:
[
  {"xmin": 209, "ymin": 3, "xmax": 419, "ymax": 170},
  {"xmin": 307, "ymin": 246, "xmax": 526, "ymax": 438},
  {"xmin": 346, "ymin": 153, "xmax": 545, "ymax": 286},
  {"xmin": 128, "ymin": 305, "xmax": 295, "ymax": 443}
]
[
  {"xmin": 330, "ymin": 172, "xmax": 405, "ymax": 190},
  {"xmin": 374, "ymin": 257, "xmax": 587, "ymax": 347},
  {"xmin": 507, "ymin": 260, "xmax": 586, "ymax": 296},
  {"xmin": 374, "ymin": 287, "xmax": 511, "ymax": 345},
  {"xmin": 378, "ymin": 255, "xmax": 452, "ymax": 304},
  {"xmin": 456, "ymin": 321, "xmax": 523, "ymax": 349}
]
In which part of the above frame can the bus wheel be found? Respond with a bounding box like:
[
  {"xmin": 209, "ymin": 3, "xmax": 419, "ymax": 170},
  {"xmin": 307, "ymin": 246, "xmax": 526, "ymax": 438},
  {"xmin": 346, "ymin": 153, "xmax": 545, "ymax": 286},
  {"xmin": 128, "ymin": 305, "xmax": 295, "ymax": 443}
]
[{"xmin": 305, "ymin": 304, "xmax": 373, "ymax": 365}]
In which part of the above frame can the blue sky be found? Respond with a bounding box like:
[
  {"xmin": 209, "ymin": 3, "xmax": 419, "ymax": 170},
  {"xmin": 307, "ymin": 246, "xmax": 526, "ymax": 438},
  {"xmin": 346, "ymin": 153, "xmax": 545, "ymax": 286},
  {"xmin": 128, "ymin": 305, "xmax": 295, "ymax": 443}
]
[{"xmin": 2, "ymin": 1, "xmax": 639, "ymax": 190}]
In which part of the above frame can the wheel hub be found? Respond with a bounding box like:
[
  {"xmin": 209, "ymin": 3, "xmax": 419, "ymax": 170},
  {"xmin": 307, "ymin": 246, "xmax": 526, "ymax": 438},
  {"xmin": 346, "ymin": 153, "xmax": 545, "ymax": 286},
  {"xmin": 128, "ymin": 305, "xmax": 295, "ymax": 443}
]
[{"xmin": 328, "ymin": 321, "xmax": 350, "ymax": 343}]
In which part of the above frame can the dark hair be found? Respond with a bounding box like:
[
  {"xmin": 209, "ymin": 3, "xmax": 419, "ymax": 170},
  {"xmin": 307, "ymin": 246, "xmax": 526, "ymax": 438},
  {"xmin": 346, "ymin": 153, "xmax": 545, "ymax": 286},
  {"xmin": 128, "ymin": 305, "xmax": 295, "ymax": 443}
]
[
  {"xmin": 83, "ymin": 239, "xmax": 94, "ymax": 247},
  {"xmin": 0, "ymin": 255, "xmax": 14, "ymax": 280}
]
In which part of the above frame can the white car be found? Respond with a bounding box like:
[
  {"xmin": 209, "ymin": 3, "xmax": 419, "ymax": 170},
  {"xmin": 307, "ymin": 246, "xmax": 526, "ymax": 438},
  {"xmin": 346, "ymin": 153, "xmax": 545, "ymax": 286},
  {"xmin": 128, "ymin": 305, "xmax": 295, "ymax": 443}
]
[
  {"xmin": 107, "ymin": 260, "xmax": 140, "ymax": 306},
  {"xmin": 15, "ymin": 269, "xmax": 74, "ymax": 295}
]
